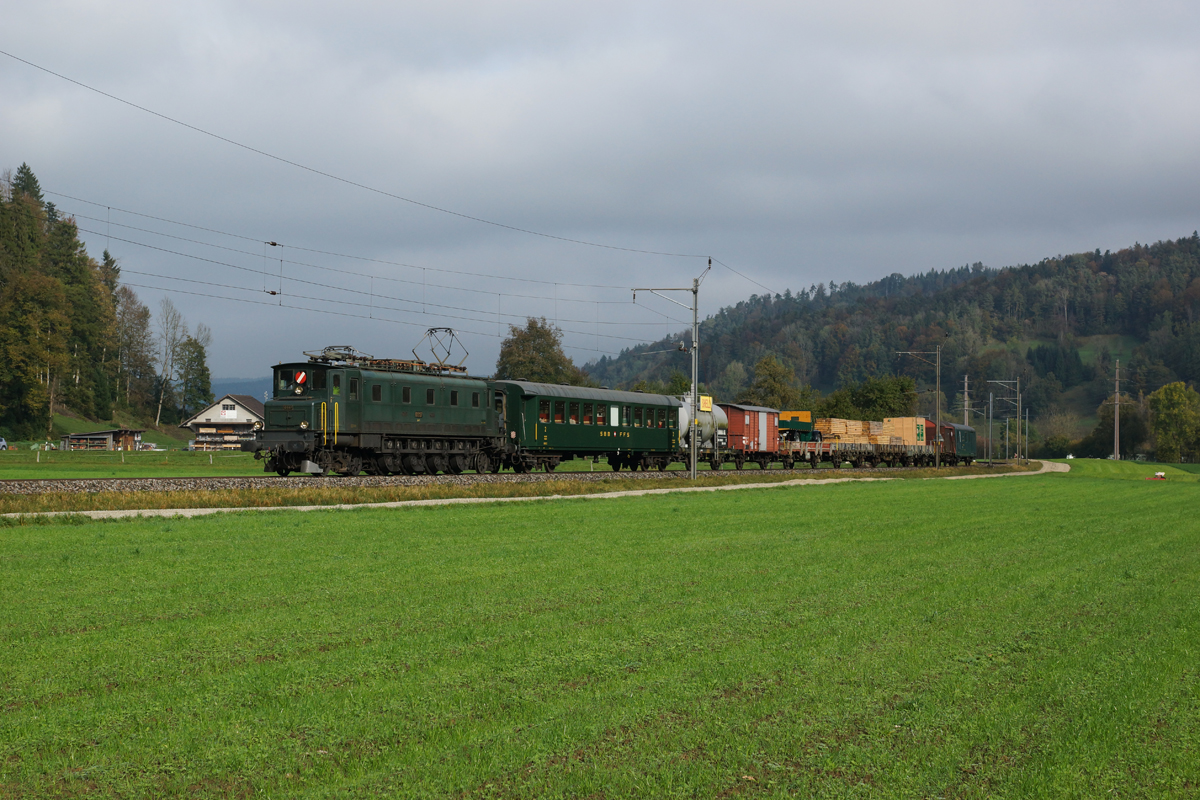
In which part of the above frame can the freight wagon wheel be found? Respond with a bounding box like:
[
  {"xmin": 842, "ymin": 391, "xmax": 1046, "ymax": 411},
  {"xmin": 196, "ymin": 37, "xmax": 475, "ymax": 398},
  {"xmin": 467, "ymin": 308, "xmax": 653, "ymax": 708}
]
[
  {"xmin": 734, "ymin": 457, "xmax": 745, "ymax": 470},
  {"xmin": 709, "ymin": 459, "xmax": 721, "ymax": 472},
  {"xmin": 276, "ymin": 466, "xmax": 291, "ymax": 477}
]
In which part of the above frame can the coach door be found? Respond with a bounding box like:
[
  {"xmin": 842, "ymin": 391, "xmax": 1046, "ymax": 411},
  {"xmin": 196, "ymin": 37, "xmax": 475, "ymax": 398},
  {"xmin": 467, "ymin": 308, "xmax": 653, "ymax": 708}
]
[{"xmin": 494, "ymin": 390, "xmax": 508, "ymax": 436}]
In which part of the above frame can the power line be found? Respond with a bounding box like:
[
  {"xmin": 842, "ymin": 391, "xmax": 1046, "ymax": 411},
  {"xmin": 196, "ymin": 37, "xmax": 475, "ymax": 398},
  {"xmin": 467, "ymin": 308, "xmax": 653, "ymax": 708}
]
[
  {"xmin": 49, "ymin": 188, "xmax": 641, "ymax": 291},
  {"xmin": 88, "ymin": 227, "xmax": 675, "ymax": 342},
  {"xmin": 711, "ymin": 257, "xmax": 776, "ymax": 295},
  {"xmin": 2, "ymin": 48, "xmax": 709, "ymax": 259},
  {"xmin": 119, "ymin": 281, "xmax": 615, "ymax": 356},
  {"xmin": 62, "ymin": 207, "xmax": 685, "ymax": 325}
]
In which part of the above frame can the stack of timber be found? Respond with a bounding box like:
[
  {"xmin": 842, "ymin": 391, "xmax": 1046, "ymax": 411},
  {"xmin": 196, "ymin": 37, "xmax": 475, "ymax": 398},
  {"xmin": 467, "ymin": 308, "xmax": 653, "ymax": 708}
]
[
  {"xmin": 882, "ymin": 417, "xmax": 928, "ymax": 446},
  {"xmin": 815, "ymin": 418, "xmax": 872, "ymax": 444}
]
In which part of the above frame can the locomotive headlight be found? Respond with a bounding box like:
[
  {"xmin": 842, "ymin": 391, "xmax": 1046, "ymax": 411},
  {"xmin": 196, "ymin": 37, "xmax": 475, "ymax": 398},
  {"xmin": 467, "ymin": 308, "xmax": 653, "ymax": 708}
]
[
  {"xmin": 252, "ymin": 420, "xmax": 263, "ymax": 431},
  {"xmin": 294, "ymin": 386, "xmax": 303, "ymax": 395},
  {"xmin": 299, "ymin": 420, "xmax": 309, "ymax": 430}
]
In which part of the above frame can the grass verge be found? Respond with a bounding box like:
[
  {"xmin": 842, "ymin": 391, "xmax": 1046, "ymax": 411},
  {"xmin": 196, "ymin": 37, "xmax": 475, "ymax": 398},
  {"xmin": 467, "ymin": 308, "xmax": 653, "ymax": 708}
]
[{"xmin": 0, "ymin": 464, "xmax": 1035, "ymax": 516}]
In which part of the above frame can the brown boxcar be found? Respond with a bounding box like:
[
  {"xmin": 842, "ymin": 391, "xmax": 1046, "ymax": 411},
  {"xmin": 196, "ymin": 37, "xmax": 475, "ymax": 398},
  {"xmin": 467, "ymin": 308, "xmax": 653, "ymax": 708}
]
[{"xmin": 718, "ymin": 403, "xmax": 779, "ymax": 453}]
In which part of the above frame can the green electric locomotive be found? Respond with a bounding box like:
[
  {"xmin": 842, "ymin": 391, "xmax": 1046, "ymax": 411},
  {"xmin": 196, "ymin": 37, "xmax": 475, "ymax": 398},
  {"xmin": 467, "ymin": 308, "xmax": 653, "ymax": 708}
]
[{"xmin": 244, "ymin": 346, "xmax": 690, "ymax": 475}]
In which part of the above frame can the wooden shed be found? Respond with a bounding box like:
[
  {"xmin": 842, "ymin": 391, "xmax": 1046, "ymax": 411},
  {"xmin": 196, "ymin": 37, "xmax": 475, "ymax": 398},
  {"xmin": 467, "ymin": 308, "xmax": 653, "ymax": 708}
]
[{"xmin": 60, "ymin": 429, "xmax": 144, "ymax": 451}]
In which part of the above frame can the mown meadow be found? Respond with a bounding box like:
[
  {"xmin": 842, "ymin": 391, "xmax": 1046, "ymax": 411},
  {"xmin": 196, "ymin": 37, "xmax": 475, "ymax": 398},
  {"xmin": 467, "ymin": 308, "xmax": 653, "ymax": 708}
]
[{"xmin": 1, "ymin": 462, "xmax": 1197, "ymax": 797}]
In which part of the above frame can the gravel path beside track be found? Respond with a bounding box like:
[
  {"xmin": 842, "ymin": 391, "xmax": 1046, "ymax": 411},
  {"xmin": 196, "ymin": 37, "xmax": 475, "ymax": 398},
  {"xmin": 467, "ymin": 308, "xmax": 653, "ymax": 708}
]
[{"xmin": 1, "ymin": 461, "xmax": 1067, "ymax": 519}]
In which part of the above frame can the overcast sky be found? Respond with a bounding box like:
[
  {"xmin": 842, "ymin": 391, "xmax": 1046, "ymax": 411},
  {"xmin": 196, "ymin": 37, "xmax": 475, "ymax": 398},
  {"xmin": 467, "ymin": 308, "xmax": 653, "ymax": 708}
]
[{"xmin": 5, "ymin": 1, "xmax": 1200, "ymax": 378}]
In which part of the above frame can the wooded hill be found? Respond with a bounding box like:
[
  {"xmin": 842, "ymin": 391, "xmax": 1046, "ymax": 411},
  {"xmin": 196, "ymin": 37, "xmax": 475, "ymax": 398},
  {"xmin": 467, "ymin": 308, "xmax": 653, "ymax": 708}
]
[
  {"xmin": 0, "ymin": 164, "xmax": 213, "ymax": 441},
  {"xmin": 586, "ymin": 234, "xmax": 1200, "ymax": 451}
]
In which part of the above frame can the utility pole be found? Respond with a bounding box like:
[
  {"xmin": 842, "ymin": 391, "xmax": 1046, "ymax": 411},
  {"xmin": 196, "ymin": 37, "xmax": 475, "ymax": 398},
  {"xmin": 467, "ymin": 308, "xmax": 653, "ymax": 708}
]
[
  {"xmin": 633, "ymin": 259, "xmax": 711, "ymax": 480},
  {"xmin": 896, "ymin": 345, "xmax": 942, "ymax": 468},
  {"xmin": 1025, "ymin": 408, "xmax": 1029, "ymax": 464},
  {"xmin": 988, "ymin": 379, "xmax": 1022, "ymax": 464},
  {"xmin": 988, "ymin": 392, "xmax": 994, "ymax": 467},
  {"xmin": 1114, "ymin": 359, "xmax": 1120, "ymax": 461},
  {"xmin": 1016, "ymin": 376, "xmax": 1021, "ymax": 464},
  {"xmin": 964, "ymin": 375, "xmax": 969, "ymax": 426}
]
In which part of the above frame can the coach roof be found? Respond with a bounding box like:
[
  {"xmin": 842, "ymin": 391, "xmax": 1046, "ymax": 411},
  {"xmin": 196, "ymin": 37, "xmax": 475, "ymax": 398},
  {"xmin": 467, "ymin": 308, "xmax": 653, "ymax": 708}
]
[{"xmin": 496, "ymin": 380, "xmax": 682, "ymax": 407}]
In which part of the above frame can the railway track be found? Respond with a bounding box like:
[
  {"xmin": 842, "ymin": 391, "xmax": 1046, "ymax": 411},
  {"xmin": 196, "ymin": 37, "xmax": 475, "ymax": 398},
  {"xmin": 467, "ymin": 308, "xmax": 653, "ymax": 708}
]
[{"xmin": 0, "ymin": 464, "xmax": 947, "ymax": 495}]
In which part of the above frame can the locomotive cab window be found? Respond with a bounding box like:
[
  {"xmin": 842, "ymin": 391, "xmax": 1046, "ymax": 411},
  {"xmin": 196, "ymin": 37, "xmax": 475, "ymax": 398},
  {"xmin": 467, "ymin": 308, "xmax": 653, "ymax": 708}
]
[
  {"xmin": 371, "ymin": 384, "xmax": 382, "ymax": 402},
  {"xmin": 311, "ymin": 370, "xmax": 326, "ymax": 390},
  {"xmin": 349, "ymin": 379, "xmax": 359, "ymax": 401},
  {"xmin": 583, "ymin": 403, "xmax": 593, "ymax": 425},
  {"xmin": 331, "ymin": 374, "xmax": 341, "ymax": 396},
  {"xmin": 569, "ymin": 402, "xmax": 579, "ymax": 424},
  {"xmin": 554, "ymin": 401, "xmax": 565, "ymax": 423},
  {"xmin": 472, "ymin": 392, "xmax": 480, "ymax": 408},
  {"xmin": 276, "ymin": 369, "xmax": 294, "ymax": 394},
  {"xmin": 426, "ymin": 388, "xmax": 435, "ymax": 405},
  {"xmin": 450, "ymin": 390, "xmax": 459, "ymax": 406},
  {"xmin": 402, "ymin": 386, "xmax": 411, "ymax": 403},
  {"xmin": 538, "ymin": 400, "xmax": 550, "ymax": 423}
]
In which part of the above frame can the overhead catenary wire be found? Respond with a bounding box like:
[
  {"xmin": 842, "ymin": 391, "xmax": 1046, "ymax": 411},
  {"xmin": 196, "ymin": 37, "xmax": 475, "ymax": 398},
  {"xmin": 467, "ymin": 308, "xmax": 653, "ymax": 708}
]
[
  {"xmin": 48, "ymin": 190, "xmax": 639, "ymax": 291},
  {"xmin": 65, "ymin": 207, "xmax": 680, "ymax": 309},
  {"xmin": 118, "ymin": 281, "xmax": 615, "ymax": 357},
  {"xmin": 75, "ymin": 226, "xmax": 686, "ymax": 333}
]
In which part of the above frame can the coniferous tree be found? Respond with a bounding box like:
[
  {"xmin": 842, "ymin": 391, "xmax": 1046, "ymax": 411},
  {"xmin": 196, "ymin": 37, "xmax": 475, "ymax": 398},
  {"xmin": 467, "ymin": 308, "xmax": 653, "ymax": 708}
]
[{"xmin": 11, "ymin": 163, "xmax": 43, "ymax": 203}]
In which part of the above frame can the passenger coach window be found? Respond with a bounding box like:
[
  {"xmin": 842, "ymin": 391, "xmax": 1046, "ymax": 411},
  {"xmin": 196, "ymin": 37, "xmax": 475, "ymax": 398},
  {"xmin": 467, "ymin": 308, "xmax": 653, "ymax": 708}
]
[
  {"xmin": 569, "ymin": 402, "xmax": 579, "ymax": 424},
  {"xmin": 402, "ymin": 386, "xmax": 411, "ymax": 403},
  {"xmin": 633, "ymin": 407, "xmax": 643, "ymax": 427},
  {"xmin": 450, "ymin": 390, "xmax": 459, "ymax": 406},
  {"xmin": 554, "ymin": 401, "xmax": 565, "ymax": 423},
  {"xmin": 657, "ymin": 409, "xmax": 666, "ymax": 428},
  {"xmin": 349, "ymin": 379, "xmax": 359, "ymax": 400},
  {"xmin": 583, "ymin": 403, "xmax": 593, "ymax": 424},
  {"xmin": 371, "ymin": 385, "xmax": 382, "ymax": 402},
  {"xmin": 621, "ymin": 406, "xmax": 630, "ymax": 427},
  {"xmin": 472, "ymin": 392, "xmax": 480, "ymax": 408},
  {"xmin": 539, "ymin": 400, "xmax": 550, "ymax": 423},
  {"xmin": 426, "ymin": 388, "xmax": 435, "ymax": 405},
  {"xmin": 597, "ymin": 405, "xmax": 607, "ymax": 426}
]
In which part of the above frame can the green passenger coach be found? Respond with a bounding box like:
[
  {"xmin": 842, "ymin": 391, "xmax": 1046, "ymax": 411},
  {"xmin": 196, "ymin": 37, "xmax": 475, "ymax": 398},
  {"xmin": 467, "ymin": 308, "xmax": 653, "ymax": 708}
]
[{"xmin": 494, "ymin": 381, "xmax": 681, "ymax": 472}]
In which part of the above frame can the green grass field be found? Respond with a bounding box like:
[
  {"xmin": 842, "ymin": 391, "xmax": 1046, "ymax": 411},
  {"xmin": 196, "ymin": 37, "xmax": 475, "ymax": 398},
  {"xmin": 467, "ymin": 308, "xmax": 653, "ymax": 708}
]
[
  {"xmin": 0, "ymin": 450, "xmax": 265, "ymax": 480},
  {"xmin": 2, "ymin": 462, "xmax": 1197, "ymax": 797}
]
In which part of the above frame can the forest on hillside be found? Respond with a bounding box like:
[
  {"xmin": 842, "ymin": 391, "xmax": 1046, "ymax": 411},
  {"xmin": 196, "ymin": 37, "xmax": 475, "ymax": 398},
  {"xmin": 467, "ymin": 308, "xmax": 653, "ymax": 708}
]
[
  {"xmin": 586, "ymin": 235, "xmax": 1200, "ymax": 458},
  {"xmin": 0, "ymin": 164, "xmax": 213, "ymax": 441}
]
